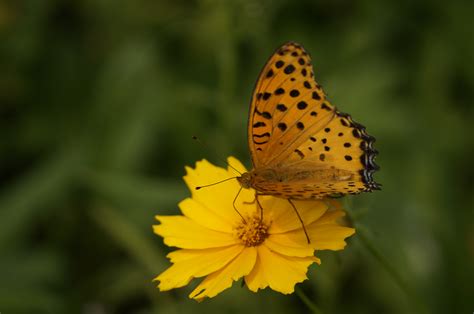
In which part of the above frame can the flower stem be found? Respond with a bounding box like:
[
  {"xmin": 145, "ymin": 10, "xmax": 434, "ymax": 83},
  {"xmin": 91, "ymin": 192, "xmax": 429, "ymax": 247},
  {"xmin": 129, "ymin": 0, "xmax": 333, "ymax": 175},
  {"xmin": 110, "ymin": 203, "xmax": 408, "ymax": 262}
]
[
  {"xmin": 295, "ymin": 287, "xmax": 323, "ymax": 314},
  {"xmin": 346, "ymin": 212, "xmax": 428, "ymax": 314}
]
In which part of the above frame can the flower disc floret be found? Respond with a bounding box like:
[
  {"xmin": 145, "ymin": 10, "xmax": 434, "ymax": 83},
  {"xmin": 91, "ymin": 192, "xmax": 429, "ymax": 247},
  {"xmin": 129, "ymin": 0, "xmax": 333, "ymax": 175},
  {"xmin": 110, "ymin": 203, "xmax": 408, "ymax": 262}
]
[{"xmin": 235, "ymin": 215, "xmax": 270, "ymax": 247}]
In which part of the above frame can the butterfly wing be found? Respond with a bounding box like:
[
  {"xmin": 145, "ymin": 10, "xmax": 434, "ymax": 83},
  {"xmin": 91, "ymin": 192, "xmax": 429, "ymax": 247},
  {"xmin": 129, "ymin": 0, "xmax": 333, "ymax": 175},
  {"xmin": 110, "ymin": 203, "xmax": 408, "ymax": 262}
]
[
  {"xmin": 251, "ymin": 110, "xmax": 380, "ymax": 198},
  {"xmin": 248, "ymin": 42, "xmax": 334, "ymax": 168},
  {"xmin": 248, "ymin": 42, "xmax": 380, "ymax": 196}
]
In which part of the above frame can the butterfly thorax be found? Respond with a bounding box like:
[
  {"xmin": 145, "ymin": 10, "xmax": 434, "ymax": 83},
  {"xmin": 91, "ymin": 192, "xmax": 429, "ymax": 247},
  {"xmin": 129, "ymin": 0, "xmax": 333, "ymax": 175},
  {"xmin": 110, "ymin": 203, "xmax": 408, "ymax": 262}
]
[{"xmin": 238, "ymin": 169, "xmax": 284, "ymax": 190}]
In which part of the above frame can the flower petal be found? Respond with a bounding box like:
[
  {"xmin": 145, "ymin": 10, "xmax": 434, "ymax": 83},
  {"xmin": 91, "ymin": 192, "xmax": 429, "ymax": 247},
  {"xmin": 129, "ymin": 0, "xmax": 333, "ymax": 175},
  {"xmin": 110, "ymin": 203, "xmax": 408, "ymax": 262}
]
[
  {"xmin": 309, "ymin": 210, "xmax": 355, "ymax": 250},
  {"xmin": 264, "ymin": 234, "xmax": 314, "ymax": 257},
  {"xmin": 263, "ymin": 197, "xmax": 328, "ymax": 234},
  {"xmin": 155, "ymin": 245, "xmax": 245, "ymax": 291},
  {"xmin": 226, "ymin": 156, "xmax": 248, "ymax": 174},
  {"xmin": 154, "ymin": 216, "xmax": 238, "ymax": 249},
  {"xmin": 244, "ymin": 245, "xmax": 319, "ymax": 294},
  {"xmin": 189, "ymin": 246, "xmax": 257, "ymax": 300},
  {"xmin": 183, "ymin": 159, "xmax": 256, "ymax": 223},
  {"xmin": 308, "ymin": 224, "xmax": 355, "ymax": 250},
  {"xmin": 272, "ymin": 210, "xmax": 355, "ymax": 251},
  {"xmin": 179, "ymin": 198, "xmax": 234, "ymax": 233},
  {"xmin": 271, "ymin": 225, "xmax": 355, "ymax": 251},
  {"xmin": 312, "ymin": 208, "xmax": 346, "ymax": 225}
]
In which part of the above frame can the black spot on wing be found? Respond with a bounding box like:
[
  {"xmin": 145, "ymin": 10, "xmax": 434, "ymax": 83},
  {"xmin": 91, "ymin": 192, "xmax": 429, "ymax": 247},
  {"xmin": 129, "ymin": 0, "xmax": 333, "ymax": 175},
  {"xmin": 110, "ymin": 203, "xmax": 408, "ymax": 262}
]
[
  {"xmin": 312, "ymin": 91, "xmax": 321, "ymax": 100},
  {"xmin": 253, "ymin": 132, "xmax": 270, "ymax": 138},
  {"xmin": 284, "ymin": 64, "xmax": 295, "ymax": 74},
  {"xmin": 335, "ymin": 110, "xmax": 381, "ymax": 191},
  {"xmin": 255, "ymin": 109, "xmax": 272, "ymax": 119},
  {"xmin": 277, "ymin": 122, "xmax": 287, "ymax": 131},
  {"xmin": 253, "ymin": 122, "xmax": 266, "ymax": 128},
  {"xmin": 290, "ymin": 90, "xmax": 300, "ymax": 97},
  {"xmin": 297, "ymin": 101, "xmax": 308, "ymax": 110},
  {"xmin": 275, "ymin": 88, "xmax": 285, "ymax": 95},
  {"xmin": 321, "ymin": 102, "xmax": 332, "ymax": 111},
  {"xmin": 294, "ymin": 149, "xmax": 305, "ymax": 159},
  {"xmin": 252, "ymin": 132, "xmax": 271, "ymax": 145}
]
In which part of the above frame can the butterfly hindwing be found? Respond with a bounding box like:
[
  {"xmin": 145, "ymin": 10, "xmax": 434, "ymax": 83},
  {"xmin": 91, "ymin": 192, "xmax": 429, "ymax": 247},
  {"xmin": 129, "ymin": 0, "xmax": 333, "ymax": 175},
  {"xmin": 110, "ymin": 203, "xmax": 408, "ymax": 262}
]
[
  {"xmin": 253, "ymin": 109, "xmax": 380, "ymax": 196},
  {"xmin": 285, "ymin": 110, "xmax": 380, "ymax": 191}
]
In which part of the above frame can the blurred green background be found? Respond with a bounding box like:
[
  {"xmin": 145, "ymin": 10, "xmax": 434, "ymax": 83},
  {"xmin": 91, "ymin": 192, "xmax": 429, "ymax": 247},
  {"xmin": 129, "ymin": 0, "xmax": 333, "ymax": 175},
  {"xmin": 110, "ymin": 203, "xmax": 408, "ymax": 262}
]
[{"xmin": 1, "ymin": 0, "xmax": 472, "ymax": 313}]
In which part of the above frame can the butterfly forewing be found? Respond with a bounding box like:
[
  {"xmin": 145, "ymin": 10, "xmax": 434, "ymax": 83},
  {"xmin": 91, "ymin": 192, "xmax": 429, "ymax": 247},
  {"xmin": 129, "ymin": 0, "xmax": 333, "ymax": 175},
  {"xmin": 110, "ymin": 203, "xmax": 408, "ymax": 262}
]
[
  {"xmin": 248, "ymin": 42, "xmax": 334, "ymax": 168},
  {"xmin": 247, "ymin": 42, "xmax": 380, "ymax": 198}
]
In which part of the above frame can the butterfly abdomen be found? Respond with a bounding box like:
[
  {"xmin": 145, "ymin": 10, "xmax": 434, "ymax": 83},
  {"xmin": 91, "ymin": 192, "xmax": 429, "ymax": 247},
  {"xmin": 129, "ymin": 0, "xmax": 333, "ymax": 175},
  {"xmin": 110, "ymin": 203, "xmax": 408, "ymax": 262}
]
[{"xmin": 248, "ymin": 167, "xmax": 359, "ymax": 200}]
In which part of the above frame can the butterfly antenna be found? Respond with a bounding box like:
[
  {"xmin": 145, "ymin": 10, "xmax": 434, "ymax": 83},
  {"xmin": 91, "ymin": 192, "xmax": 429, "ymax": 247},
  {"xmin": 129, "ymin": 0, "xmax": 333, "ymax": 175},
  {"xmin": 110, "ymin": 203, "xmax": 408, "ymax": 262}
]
[
  {"xmin": 192, "ymin": 135, "xmax": 242, "ymax": 175},
  {"xmin": 195, "ymin": 177, "xmax": 238, "ymax": 190}
]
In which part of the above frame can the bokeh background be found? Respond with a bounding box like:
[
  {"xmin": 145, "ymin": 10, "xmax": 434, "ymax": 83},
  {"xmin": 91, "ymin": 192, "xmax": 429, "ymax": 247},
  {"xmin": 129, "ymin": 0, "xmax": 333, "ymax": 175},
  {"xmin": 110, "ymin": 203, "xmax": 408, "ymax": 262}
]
[{"xmin": 1, "ymin": 0, "xmax": 473, "ymax": 313}]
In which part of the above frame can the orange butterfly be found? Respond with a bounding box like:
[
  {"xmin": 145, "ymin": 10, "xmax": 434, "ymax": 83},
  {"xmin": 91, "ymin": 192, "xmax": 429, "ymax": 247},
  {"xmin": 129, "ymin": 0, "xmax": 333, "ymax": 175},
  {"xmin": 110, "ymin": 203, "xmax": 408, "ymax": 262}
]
[
  {"xmin": 236, "ymin": 42, "xmax": 380, "ymax": 226},
  {"xmin": 197, "ymin": 42, "xmax": 380, "ymax": 242}
]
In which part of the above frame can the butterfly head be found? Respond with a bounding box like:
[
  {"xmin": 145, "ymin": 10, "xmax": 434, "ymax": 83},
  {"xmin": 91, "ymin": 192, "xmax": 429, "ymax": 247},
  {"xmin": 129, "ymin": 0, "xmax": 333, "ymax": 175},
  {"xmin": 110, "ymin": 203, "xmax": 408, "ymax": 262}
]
[{"xmin": 237, "ymin": 172, "xmax": 253, "ymax": 189}]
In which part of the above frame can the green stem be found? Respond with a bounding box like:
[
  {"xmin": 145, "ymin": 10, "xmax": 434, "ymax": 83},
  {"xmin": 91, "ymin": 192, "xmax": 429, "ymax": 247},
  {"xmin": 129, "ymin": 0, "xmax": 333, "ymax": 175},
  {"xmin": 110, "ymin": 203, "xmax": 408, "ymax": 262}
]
[
  {"xmin": 356, "ymin": 226, "xmax": 409, "ymax": 293},
  {"xmin": 346, "ymin": 210, "xmax": 428, "ymax": 314},
  {"xmin": 295, "ymin": 287, "xmax": 323, "ymax": 314}
]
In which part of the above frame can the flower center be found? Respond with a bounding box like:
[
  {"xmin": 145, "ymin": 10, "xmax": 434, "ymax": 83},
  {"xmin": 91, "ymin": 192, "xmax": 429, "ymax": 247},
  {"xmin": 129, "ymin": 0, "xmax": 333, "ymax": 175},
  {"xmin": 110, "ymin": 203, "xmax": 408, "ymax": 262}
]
[{"xmin": 234, "ymin": 215, "xmax": 270, "ymax": 247}]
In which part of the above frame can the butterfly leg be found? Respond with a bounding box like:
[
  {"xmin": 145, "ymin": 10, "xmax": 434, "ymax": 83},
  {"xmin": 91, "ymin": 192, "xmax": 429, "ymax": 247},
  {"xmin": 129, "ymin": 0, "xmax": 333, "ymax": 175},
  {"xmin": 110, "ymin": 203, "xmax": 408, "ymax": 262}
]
[
  {"xmin": 232, "ymin": 186, "xmax": 247, "ymax": 223},
  {"xmin": 242, "ymin": 193, "xmax": 265, "ymax": 223},
  {"xmin": 287, "ymin": 199, "xmax": 311, "ymax": 244},
  {"xmin": 255, "ymin": 194, "xmax": 264, "ymax": 222}
]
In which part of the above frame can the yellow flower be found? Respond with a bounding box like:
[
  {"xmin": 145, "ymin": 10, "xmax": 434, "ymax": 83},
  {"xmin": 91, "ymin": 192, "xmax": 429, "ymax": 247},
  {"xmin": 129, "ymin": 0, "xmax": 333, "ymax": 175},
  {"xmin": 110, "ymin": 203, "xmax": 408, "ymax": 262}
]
[{"xmin": 153, "ymin": 157, "xmax": 355, "ymax": 301}]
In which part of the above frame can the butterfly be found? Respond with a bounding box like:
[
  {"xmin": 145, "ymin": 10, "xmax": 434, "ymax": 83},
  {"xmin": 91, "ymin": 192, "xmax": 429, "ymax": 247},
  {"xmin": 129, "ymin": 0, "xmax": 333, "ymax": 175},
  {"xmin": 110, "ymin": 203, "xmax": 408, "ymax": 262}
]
[{"xmin": 236, "ymin": 42, "xmax": 380, "ymax": 203}]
